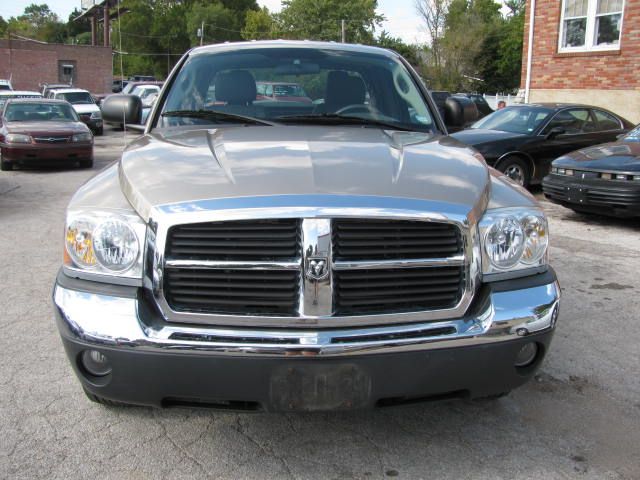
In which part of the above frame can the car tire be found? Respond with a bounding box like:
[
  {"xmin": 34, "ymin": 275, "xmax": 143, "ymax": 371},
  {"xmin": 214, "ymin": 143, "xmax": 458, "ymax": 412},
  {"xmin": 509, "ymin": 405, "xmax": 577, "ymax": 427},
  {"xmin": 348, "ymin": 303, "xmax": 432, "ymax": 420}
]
[
  {"xmin": 95, "ymin": 127, "xmax": 103, "ymax": 136},
  {"xmin": 83, "ymin": 388, "xmax": 135, "ymax": 407},
  {"xmin": 495, "ymin": 156, "xmax": 531, "ymax": 188},
  {"xmin": 79, "ymin": 159, "xmax": 94, "ymax": 169}
]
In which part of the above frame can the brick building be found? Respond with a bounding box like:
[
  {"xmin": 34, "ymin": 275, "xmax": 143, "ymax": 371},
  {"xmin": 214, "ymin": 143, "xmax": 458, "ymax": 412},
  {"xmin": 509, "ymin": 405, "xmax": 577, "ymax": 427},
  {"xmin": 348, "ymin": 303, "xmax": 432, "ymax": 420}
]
[
  {"xmin": 0, "ymin": 40, "xmax": 112, "ymax": 94},
  {"xmin": 521, "ymin": 0, "xmax": 639, "ymax": 123}
]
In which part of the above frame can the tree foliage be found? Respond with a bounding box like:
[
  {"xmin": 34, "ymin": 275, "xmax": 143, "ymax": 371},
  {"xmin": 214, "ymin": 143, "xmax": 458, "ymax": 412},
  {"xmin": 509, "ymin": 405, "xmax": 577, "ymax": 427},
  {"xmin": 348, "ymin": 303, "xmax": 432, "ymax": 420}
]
[
  {"xmin": 416, "ymin": 0, "xmax": 525, "ymax": 93},
  {"xmin": 276, "ymin": 0, "xmax": 384, "ymax": 43}
]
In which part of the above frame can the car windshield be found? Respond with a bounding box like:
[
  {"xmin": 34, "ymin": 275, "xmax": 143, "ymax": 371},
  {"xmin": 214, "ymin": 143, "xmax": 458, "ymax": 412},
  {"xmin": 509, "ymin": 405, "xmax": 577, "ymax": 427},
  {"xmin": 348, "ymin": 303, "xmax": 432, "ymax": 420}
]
[
  {"xmin": 623, "ymin": 124, "xmax": 640, "ymax": 141},
  {"xmin": 159, "ymin": 47, "xmax": 436, "ymax": 132},
  {"xmin": 472, "ymin": 106, "xmax": 553, "ymax": 134},
  {"xmin": 4, "ymin": 102, "xmax": 79, "ymax": 122},
  {"xmin": 59, "ymin": 92, "xmax": 94, "ymax": 105}
]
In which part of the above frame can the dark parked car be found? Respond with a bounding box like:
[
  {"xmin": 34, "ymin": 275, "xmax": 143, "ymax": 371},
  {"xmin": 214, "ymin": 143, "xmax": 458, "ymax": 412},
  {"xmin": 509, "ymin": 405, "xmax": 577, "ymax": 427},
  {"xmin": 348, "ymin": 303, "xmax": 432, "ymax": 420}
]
[
  {"xmin": 0, "ymin": 98, "xmax": 93, "ymax": 171},
  {"xmin": 542, "ymin": 125, "xmax": 640, "ymax": 217},
  {"xmin": 451, "ymin": 104, "xmax": 633, "ymax": 187}
]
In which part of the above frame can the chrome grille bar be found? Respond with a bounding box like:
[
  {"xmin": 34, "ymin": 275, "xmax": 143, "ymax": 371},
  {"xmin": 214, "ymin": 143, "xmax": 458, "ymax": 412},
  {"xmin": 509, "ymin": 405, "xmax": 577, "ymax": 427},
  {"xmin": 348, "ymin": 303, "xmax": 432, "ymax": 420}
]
[
  {"xmin": 165, "ymin": 259, "xmax": 301, "ymax": 270},
  {"xmin": 333, "ymin": 255, "xmax": 465, "ymax": 270}
]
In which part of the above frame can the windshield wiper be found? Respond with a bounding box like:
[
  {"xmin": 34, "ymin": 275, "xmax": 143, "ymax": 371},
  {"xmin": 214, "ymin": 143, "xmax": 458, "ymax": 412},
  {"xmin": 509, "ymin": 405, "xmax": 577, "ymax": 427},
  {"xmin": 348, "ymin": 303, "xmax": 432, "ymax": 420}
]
[
  {"xmin": 276, "ymin": 113, "xmax": 414, "ymax": 132},
  {"xmin": 161, "ymin": 109, "xmax": 275, "ymax": 126}
]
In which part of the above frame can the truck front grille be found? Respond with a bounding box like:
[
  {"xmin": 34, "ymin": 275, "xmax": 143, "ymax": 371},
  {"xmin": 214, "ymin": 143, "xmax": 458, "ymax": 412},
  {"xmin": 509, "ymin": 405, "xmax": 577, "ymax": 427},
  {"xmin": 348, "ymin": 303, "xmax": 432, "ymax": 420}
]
[{"xmin": 161, "ymin": 217, "xmax": 467, "ymax": 321}]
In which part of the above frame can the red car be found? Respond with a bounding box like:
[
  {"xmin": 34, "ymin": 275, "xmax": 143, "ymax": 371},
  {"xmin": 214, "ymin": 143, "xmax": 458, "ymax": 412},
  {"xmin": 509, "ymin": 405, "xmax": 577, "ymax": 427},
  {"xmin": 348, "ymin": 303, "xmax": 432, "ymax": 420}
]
[{"xmin": 0, "ymin": 98, "xmax": 93, "ymax": 171}]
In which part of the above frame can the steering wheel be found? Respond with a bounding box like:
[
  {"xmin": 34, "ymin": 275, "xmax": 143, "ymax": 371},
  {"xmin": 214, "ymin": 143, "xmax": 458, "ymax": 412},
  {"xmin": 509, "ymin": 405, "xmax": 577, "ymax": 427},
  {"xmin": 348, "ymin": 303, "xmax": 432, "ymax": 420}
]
[{"xmin": 335, "ymin": 104, "xmax": 382, "ymax": 117}]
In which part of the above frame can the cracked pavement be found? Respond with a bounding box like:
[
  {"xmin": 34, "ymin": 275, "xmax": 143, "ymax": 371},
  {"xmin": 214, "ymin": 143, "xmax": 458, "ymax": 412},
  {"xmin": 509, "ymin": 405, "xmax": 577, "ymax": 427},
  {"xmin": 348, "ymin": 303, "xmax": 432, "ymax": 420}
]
[{"xmin": 1, "ymin": 128, "xmax": 639, "ymax": 479}]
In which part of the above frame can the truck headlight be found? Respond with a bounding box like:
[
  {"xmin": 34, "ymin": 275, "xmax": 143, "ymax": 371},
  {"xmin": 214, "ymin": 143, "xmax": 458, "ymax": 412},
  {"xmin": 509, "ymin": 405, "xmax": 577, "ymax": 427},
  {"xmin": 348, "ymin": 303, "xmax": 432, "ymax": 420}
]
[
  {"xmin": 480, "ymin": 207, "xmax": 549, "ymax": 279},
  {"xmin": 90, "ymin": 111, "xmax": 102, "ymax": 120},
  {"xmin": 64, "ymin": 211, "xmax": 146, "ymax": 284},
  {"xmin": 6, "ymin": 133, "xmax": 32, "ymax": 144}
]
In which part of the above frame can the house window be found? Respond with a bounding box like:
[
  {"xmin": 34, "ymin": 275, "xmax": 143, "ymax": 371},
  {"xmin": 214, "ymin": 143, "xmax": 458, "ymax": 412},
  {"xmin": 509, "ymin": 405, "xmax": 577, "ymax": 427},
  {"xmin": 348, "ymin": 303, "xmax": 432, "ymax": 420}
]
[{"xmin": 559, "ymin": 0, "xmax": 624, "ymax": 52}]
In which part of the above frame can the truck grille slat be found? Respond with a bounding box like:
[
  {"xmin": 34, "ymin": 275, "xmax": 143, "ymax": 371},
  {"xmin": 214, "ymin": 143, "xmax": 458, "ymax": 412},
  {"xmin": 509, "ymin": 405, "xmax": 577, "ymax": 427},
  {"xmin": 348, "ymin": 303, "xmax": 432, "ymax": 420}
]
[
  {"xmin": 334, "ymin": 266, "xmax": 464, "ymax": 315},
  {"xmin": 165, "ymin": 268, "xmax": 299, "ymax": 316},
  {"xmin": 166, "ymin": 219, "xmax": 300, "ymax": 261},
  {"xmin": 333, "ymin": 219, "xmax": 462, "ymax": 260}
]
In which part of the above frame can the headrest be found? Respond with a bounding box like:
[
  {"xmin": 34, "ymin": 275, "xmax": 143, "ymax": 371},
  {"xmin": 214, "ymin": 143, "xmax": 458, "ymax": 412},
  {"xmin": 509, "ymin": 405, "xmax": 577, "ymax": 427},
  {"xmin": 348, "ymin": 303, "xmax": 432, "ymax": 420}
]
[
  {"xmin": 214, "ymin": 70, "xmax": 257, "ymax": 106},
  {"xmin": 325, "ymin": 71, "xmax": 366, "ymax": 110}
]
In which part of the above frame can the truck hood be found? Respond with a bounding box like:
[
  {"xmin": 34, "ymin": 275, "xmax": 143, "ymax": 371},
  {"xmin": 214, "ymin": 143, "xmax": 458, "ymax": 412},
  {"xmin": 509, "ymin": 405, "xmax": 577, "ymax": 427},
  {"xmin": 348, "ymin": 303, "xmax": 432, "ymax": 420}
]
[{"xmin": 118, "ymin": 126, "xmax": 491, "ymax": 221}]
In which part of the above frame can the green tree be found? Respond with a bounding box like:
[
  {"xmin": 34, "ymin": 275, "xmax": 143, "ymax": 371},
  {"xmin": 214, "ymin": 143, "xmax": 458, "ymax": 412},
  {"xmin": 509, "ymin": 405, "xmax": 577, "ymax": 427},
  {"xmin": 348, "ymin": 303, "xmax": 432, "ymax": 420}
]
[
  {"xmin": 242, "ymin": 7, "xmax": 276, "ymax": 40},
  {"xmin": 185, "ymin": 1, "xmax": 238, "ymax": 45},
  {"xmin": 376, "ymin": 31, "xmax": 419, "ymax": 66},
  {"xmin": 0, "ymin": 16, "xmax": 7, "ymax": 37},
  {"xmin": 276, "ymin": 0, "xmax": 384, "ymax": 43}
]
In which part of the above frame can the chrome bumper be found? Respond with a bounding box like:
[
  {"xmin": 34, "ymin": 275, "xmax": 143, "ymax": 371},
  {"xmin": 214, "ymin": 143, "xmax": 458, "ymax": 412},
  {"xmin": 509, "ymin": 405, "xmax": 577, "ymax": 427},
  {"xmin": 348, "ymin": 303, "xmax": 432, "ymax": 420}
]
[{"xmin": 53, "ymin": 276, "xmax": 560, "ymax": 357}]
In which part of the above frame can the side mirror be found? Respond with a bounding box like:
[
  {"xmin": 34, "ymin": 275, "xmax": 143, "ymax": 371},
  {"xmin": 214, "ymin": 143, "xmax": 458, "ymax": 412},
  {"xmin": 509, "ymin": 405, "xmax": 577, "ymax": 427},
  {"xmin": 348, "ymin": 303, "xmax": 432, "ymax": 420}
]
[
  {"xmin": 101, "ymin": 94, "xmax": 142, "ymax": 125},
  {"xmin": 444, "ymin": 96, "xmax": 479, "ymax": 128},
  {"xmin": 546, "ymin": 126, "xmax": 565, "ymax": 139}
]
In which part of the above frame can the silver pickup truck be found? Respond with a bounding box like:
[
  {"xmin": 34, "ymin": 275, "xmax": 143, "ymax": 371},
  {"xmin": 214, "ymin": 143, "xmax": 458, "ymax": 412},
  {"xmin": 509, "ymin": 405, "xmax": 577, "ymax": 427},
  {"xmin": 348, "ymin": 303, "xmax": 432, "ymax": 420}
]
[{"xmin": 53, "ymin": 40, "xmax": 559, "ymax": 411}]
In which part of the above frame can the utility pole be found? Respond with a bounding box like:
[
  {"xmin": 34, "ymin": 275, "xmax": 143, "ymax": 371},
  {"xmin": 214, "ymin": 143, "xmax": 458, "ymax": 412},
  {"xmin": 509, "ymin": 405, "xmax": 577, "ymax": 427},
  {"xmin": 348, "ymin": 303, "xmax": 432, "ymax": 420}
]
[
  {"xmin": 200, "ymin": 21, "xmax": 205, "ymax": 46},
  {"xmin": 341, "ymin": 19, "xmax": 346, "ymax": 43}
]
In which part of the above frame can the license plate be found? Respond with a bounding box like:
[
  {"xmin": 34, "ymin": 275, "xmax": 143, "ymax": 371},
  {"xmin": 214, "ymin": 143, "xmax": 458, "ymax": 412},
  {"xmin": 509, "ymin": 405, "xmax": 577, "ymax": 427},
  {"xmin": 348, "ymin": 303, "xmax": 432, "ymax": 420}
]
[
  {"xmin": 566, "ymin": 185, "xmax": 588, "ymax": 204},
  {"xmin": 270, "ymin": 363, "xmax": 371, "ymax": 411}
]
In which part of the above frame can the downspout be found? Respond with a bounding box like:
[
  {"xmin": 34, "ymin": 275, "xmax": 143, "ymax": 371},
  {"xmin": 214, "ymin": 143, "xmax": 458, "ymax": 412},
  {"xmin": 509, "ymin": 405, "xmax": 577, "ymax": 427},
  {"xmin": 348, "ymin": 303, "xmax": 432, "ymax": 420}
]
[{"xmin": 524, "ymin": 0, "xmax": 536, "ymax": 104}]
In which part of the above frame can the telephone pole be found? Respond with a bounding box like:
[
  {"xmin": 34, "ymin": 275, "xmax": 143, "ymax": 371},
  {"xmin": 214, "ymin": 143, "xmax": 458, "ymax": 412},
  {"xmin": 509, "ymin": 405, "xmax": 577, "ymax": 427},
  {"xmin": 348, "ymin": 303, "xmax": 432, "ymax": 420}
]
[
  {"xmin": 200, "ymin": 21, "xmax": 205, "ymax": 46},
  {"xmin": 341, "ymin": 19, "xmax": 346, "ymax": 43}
]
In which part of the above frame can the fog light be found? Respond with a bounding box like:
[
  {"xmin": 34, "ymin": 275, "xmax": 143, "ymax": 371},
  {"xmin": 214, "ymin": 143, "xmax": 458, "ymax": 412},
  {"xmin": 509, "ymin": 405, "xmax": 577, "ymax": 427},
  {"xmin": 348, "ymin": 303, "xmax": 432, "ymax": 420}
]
[
  {"xmin": 81, "ymin": 350, "xmax": 112, "ymax": 376},
  {"xmin": 515, "ymin": 342, "xmax": 538, "ymax": 368}
]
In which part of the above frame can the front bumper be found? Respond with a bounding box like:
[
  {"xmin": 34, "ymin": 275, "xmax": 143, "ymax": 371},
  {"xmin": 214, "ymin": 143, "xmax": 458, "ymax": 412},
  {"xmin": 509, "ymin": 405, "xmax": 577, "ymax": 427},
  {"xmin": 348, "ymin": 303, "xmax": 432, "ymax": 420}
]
[
  {"xmin": 53, "ymin": 269, "xmax": 560, "ymax": 411},
  {"xmin": 543, "ymin": 174, "xmax": 640, "ymax": 217},
  {"xmin": 1, "ymin": 143, "xmax": 93, "ymax": 164}
]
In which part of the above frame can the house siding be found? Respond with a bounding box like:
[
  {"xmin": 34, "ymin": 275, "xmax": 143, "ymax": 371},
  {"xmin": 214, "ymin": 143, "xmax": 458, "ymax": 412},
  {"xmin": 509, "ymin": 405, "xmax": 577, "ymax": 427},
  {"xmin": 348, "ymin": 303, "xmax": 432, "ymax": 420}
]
[{"xmin": 521, "ymin": 0, "xmax": 640, "ymax": 123}]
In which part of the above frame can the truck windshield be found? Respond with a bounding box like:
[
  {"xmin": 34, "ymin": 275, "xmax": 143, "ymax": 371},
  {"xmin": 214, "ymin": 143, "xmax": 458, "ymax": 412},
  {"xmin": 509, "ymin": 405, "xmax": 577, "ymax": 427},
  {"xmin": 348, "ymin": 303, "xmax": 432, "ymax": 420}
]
[{"xmin": 159, "ymin": 46, "xmax": 436, "ymax": 132}]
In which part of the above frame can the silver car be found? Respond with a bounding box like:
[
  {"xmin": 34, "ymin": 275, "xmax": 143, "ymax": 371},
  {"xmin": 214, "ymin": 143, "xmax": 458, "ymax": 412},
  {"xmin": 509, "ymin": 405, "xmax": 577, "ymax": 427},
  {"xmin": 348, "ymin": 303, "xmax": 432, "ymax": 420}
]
[{"xmin": 53, "ymin": 41, "xmax": 559, "ymax": 411}]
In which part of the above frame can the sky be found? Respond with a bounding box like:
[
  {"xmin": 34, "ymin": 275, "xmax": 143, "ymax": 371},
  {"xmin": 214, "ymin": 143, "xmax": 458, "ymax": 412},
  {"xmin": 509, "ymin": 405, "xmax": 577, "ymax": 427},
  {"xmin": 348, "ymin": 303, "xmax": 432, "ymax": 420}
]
[{"xmin": 0, "ymin": 0, "xmax": 429, "ymax": 44}]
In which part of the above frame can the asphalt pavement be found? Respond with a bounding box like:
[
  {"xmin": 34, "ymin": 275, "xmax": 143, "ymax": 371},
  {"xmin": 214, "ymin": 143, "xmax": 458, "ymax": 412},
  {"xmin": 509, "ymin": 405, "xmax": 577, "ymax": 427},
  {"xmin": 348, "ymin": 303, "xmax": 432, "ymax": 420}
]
[{"xmin": 1, "ymin": 127, "xmax": 639, "ymax": 479}]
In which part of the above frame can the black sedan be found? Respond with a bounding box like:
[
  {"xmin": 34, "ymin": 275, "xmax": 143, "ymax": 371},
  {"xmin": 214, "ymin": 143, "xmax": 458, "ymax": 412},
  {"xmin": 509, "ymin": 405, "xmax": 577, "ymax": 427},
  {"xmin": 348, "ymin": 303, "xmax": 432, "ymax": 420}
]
[
  {"xmin": 451, "ymin": 103, "xmax": 633, "ymax": 187},
  {"xmin": 542, "ymin": 126, "xmax": 640, "ymax": 217}
]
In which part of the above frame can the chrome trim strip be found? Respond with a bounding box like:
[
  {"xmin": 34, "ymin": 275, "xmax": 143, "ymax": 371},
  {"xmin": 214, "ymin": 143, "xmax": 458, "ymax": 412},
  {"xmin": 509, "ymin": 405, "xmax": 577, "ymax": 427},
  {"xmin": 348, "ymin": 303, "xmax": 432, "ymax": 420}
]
[
  {"xmin": 62, "ymin": 265, "xmax": 143, "ymax": 287},
  {"xmin": 165, "ymin": 259, "xmax": 301, "ymax": 270},
  {"xmin": 53, "ymin": 280, "xmax": 560, "ymax": 357},
  {"xmin": 333, "ymin": 255, "xmax": 465, "ymax": 270}
]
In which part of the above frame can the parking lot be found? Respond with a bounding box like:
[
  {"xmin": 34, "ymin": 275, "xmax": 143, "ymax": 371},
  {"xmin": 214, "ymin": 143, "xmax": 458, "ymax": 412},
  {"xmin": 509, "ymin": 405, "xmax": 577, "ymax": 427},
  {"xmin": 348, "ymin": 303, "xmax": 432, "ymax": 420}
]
[{"xmin": 1, "ymin": 126, "xmax": 639, "ymax": 479}]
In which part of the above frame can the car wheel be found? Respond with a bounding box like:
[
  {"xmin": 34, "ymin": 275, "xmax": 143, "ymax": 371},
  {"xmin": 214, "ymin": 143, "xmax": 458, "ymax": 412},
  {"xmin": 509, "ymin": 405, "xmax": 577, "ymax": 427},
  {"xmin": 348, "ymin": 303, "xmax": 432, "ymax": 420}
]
[
  {"xmin": 83, "ymin": 388, "xmax": 135, "ymax": 407},
  {"xmin": 496, "ymin": 156, "xmax": 531, "ymax": 188},
  {"xmin": 95, "ymin": 127, "xmax": 103, "ymax": 136},
  {"xmin": 79, "ymin": 159, "xmax": 94, "ymax": 169}
]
